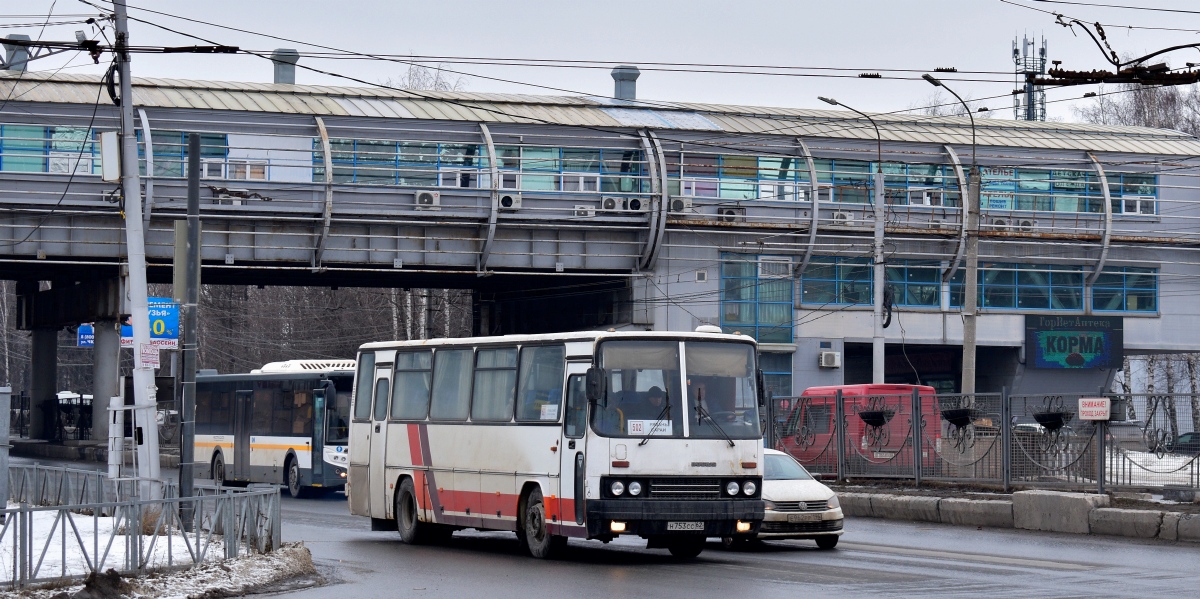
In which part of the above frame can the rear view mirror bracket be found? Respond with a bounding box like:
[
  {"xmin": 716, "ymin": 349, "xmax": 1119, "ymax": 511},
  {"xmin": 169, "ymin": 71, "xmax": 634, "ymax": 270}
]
[{"xmin": 586, "ymin": 367, "xmax": 606, "ymax": 406}]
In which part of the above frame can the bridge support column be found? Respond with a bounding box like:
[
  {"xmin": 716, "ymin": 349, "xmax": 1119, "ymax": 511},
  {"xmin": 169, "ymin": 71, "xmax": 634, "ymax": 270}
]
[
  {"xmin": 91, "ymin": 318, "xmax": 119, "ymax": 441},
  {"xmin": 29, "ymin": 327, "xmax": 59, "ymax": 440}
]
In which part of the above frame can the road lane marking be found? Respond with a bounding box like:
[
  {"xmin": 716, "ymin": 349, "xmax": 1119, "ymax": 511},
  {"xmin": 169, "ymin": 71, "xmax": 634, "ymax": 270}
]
[{"xmin": 838, "ymin": 541, "xmax": 1096, "ymax": 571}]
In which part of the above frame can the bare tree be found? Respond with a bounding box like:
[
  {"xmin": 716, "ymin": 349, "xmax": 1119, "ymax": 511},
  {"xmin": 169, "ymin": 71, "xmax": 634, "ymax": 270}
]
[
  {"xmin": 1187, "ymin": 354, "xmax": 1200, "ymax": 433},
  {"xmin": 1074, "ymin": 83, "xmax": 1200, "ymax": 136},
  {"xmin": 382, "ymin": 62, "xmax": 465, "ymax": 93},
  {"xmin": 910, "ymin": 90, "xmax": 992, "ymax": 118}
]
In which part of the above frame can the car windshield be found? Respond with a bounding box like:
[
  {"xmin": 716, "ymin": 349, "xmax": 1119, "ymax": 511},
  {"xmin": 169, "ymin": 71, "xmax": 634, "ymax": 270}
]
[
  {"xmin": 765, "ymin": 453, "xmax": 813, "ymax": 481},
  {"xmin": 589, "ymin": 339, "xmax": 761, "ymax": 440}
]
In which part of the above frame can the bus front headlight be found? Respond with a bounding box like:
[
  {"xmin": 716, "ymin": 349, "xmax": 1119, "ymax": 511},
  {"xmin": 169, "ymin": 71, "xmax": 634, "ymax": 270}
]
[
  {"xmin": 725, "ymin": 481, "xmax": 740, "ymax": 496},
  {"xmin": 611, "ymin": 481, "xmax": 625, "ymax": 497},
  {"xmin": 742, "ymin": 481, "xmax": 757, "ymax": 496},
  {"xmin": 627, "ymin": 481, "xmax": 642, "ymax": 496}
]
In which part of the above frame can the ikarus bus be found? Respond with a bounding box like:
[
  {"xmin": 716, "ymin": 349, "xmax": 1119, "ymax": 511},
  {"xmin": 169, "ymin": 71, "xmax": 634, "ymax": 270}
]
[
  {"xmin": 348, "ymin": 328, "xmax": 765, "ymax": 558},
  {"xmin": 194, "ymin": 360, "xmax": 355, "ymax": 497}
]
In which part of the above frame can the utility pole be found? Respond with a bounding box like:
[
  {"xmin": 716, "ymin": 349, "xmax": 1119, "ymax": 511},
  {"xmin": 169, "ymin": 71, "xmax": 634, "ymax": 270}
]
[
  {"xmin": 872, "ymin": 170, "xmax": 885, "ymax": 384},
  {"xmin": 962, "ymin": 172, "xmax": 980, "ymax": 395},
  {"xmin": 179, "ymin": 134, "xmax": 201, "ymax": 522},
  {"xmin": 113, "ymin": 0, "xmax": 162, "ymax": 497}
]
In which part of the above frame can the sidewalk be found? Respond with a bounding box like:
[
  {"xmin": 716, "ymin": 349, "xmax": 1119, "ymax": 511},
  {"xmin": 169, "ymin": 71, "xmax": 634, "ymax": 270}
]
[
  {"xmin": 10, "ymin": 438, "xmax": 181, "ymax": 468},
  {"xmin": 828, "ymin": 481, "xmax": 1200, "ymax": 543}
]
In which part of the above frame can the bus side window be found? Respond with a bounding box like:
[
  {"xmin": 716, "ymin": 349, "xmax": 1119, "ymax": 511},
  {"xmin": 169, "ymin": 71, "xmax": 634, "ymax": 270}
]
[
  {"xmin": 430, "ymin": 349, "xmax": 473, "ymax": 421},
  {"xmin": 515, "ymin": 345, "xmax": 565, "ymax": 422}
]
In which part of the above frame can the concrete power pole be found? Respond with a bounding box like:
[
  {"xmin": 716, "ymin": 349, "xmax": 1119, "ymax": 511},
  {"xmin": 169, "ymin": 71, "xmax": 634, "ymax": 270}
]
[
  {"xmin": 872, "ymin": 171, "xmax": 885, "ymax": 384},
  {"xmin": 961, "ymin": 172, "xmax": 980, "ymax": 394},
  {"xmin": 113, "ymin": 0, "xmax": 162, "ymax": 496}
]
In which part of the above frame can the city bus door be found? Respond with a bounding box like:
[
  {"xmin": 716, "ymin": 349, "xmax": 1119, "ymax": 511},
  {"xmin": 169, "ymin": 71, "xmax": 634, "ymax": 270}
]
[
  {"xmin": 559, "ymin": 372, "xmax": 588, "ymax": 526},
  {"xmin": 311, "ymin": 385, "xmax": 328, "ymax": 483},
  {"xmin": 368, "ymin": 365, "xmax": 392, "ymax": 519},
  {"xmin": 233, "ymin": 390, "xmax": 252, "ymax": 481}
]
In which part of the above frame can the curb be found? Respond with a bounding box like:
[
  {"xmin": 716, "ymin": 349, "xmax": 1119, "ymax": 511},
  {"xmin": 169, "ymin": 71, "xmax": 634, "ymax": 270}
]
[{"xmin": 839, "ymin": 490, "xmax": 1200, "ymax": 543}]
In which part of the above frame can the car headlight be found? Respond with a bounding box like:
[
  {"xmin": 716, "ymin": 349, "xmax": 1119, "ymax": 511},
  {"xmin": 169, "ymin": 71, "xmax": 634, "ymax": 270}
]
[
  {"xmin": 611, "ymin": 481, "xmax": 625, "ymax": 497},
  {"xmin": 827, "ymin": 495, "xmax": 840, "ymax": 510},
  {"xmin": 742, "ymin": 481, "xmax": 757, "ymax": 496},
  {"xmin": 628, "ymin": 481, "xmax": 642, "ymax": 496},
  {"xmin": 725, "ymin": 481, "xmax": 740, "ymax": 496},
  {"xmin": 763, "ymin": 499, "xmax": 777, "ymax": 511}
]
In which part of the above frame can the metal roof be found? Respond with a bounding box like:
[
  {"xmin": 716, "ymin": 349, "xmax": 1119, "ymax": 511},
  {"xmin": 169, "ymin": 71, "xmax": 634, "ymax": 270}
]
[{"xmin": 4, "ymin": 71, "xmax": 1200, "ymax": 155}]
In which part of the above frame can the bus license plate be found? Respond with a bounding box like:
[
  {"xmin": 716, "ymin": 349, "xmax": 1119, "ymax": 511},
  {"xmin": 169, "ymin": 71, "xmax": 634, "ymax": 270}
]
[{"xmin": 667, "ymin": 521, "xmax": 704, "ymax": 531}]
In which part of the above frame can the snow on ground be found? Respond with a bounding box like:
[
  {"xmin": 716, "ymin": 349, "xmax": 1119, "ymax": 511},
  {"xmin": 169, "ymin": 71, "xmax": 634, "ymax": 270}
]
[
  {"xmin": 0, "ymin": 543, "xmax": 316, "ymax": 599},
  {"xmin": 1109, "ymin": 448, "xmax": 1200, "ymax": 487},
  {"xmin": 0, "ymin": 504, "xmax": 225, "ymax": 584}
]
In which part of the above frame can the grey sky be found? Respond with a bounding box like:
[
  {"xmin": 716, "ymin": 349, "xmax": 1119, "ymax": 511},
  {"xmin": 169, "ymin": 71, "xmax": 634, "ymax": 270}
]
[{"xmin": 12, "ymin": 1, "xmax": 1200, "ymax": 123}]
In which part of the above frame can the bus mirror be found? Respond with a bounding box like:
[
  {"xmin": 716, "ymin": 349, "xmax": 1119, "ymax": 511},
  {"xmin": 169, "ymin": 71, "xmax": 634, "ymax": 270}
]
[
  {"xmin": 756, "ymin": 369, "xmax": 766, "ymax": 407},
  {"xmin": 586, "ymin": 367, "xmax": 606, "ymax": 405}
]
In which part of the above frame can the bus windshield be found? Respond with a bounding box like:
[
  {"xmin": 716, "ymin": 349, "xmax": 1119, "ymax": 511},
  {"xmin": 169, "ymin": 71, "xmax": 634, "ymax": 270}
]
[
  {"xmin": 325, "ymin": 377, "xmax": 353, "ymax": 445},
  {"xmin": 591, "ymin": 340, "xmax": 760, "ymax": 440}
]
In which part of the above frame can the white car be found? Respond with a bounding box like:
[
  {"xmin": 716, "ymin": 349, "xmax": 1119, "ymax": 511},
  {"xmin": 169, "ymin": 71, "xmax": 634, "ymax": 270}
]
[{"xmin": 722, "ymin": 449, "xmax": 844, "ymax": 549}]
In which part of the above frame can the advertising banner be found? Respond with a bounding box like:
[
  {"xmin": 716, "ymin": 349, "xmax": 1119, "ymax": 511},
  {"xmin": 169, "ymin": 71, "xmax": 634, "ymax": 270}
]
[{"xmin": 1025, "ymin": 315, "xmax": 1123, "ymax": 369}]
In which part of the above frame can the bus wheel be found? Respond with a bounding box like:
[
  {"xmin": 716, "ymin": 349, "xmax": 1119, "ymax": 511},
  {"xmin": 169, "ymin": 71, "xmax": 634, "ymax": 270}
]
[
  {"xmin": 666, "ymin": 538, "xmax": 705, "ymax": 559},
  {"xmin": 396, "ymin": 478, "xmax": 430, "ymax": 544},
  {"xmin": 286, "ymin": 457, "xmax": 308, "ymax": 499},
  {"xmin": 212, "ymin": 454, "xmax": 227, "ymax": 487},
  {"xmin": 521, "ymin": 487, "xmax": 566, "ymax": 559}
]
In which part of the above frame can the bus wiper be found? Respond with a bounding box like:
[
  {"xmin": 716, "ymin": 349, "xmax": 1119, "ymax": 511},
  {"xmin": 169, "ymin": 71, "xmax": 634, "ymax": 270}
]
[
  {"xmin": 638, "ymin": 400, "xmax": 671, "ymax": 447},
  {"xmin": 695, "ymin": 389, "xmax": 736, "ymax": 447}
]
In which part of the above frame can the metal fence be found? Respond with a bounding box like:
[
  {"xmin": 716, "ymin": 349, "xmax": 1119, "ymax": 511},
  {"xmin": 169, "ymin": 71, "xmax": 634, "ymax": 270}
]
[
  {"xmin": 767, "ymin": 390, "xmax": 1200, "ymax": 493},
  {"xmin": 2, "ymin": 465, "xmax": 281, "ymax": 589}
]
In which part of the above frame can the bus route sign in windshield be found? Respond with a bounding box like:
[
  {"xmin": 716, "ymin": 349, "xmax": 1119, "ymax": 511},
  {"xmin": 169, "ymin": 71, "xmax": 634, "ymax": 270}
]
[{"xmin": 1025, "ymin": 315, "xmax": 1123, "ymax": 369}]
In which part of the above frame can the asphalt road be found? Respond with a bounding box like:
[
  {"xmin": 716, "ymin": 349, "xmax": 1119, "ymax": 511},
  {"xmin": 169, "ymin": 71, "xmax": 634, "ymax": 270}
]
[
  {"xmin": 275, "ymin": 491, "xmax": 1200, "ymax": 599},
  {"xmin": 14, "ymin": 458, "xmax": 1200, "ymax": 597}
]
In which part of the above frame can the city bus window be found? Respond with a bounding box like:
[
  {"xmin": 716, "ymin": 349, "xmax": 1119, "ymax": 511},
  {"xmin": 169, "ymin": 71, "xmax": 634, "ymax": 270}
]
[
  {"xmin": 392, "ymin": 351, "xmax": 432, "ymax": 420},
  {"xmin": 326, "ymin": 387, "xmax": 351, "ymax": 445},
  {"xmin": 593, "ymin": 341, "xmax": 682, "ymax": 438},
  {"xmin": 515, "ymin": 345, "xmax": 565, "ymax": 422},
  {"xmin": 472, "ymin": 348, "xmax": 518, "ymax": 421},
  {"xmin": 685, "ymin": 342, "xmax": 761, "ymax": 440},
  {"xmin": 291, "ymin": 390, "xmax": 312, "ymax": 435},
  {"xmin": 251, "ymin": 386, "xmax": 273, "ymax": 435},
  {"xmin": 353, "ymin": 352, "xmax": 376, "ymax": 420},
  {"xmin": 430, "ymin": 349, "xmax": 472, "ymax": 420},
  {"xmin": 373, "ymin": 377, "xmax": 390, "ymax": 421},
  {"xmin": 564, "ymin": 375, "xmax": 587, "ymax": 438}
]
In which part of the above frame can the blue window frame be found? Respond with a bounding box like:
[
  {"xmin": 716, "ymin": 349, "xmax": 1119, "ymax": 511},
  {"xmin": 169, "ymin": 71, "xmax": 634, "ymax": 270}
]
[
  {"xmin": 1093, "ymin": 267, "xmax": 1157, "ymax": 312},
  {"xmin": 758, "ymin": 352, "xmax": 792, "ymax": 399},
  {"xmin": 979, "ymin": 166, "xmax": 1158, "ymax": 214},
  {"xmin": 886, "ymin": 260, "xmax": 942, "ymax": 307},
  {"xmin": 1, "ymin": 125, "xmax": 101, "ymax": 174},
  {"xmin": 139, "ymin": 131, "xmax": 227, "ymax": 178},
  {"xmin": 949, "ymin": 263, "xmax": 1084, "ymax": 310},
  {"xmin": 721, "ymin": 254, "xmax": 793, "ymax": 343},
  {"xmin": 799, "ymin": 256, "xmax": 872, "ymax": 305}
]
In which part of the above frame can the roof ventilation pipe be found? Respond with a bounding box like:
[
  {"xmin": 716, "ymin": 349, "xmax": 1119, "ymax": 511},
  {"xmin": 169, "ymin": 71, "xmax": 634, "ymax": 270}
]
[
  {"xmin": 611, "ymin": 65, "xmax": 640, "ymax": 101},
  {"xmin": 3, "ymin": 34, "xmax": 31, "ymax": 72},
  {"xmin": 270, "ymin": 48, "xmax": 299, "ymax": 84}
]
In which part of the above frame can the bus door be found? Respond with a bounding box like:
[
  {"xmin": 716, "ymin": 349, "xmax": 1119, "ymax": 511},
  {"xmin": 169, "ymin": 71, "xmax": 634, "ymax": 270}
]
[
  {"xmin": 559, "ymin": 370, "xmax": 589, "ymax": 527},
  {"xmin": 312, "ymin": 384, "xmax": 328, "ymax": 482},
  {"xmin": 368, "ymin": 364, "xmax": 392, "ymax": 519},
  {"xmin": 233, "ymin": 390, "xmax": 252, "ymax": 481}
]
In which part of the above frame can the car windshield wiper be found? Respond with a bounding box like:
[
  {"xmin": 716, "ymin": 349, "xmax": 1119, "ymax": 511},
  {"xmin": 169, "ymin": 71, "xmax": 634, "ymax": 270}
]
[
  {"xmin": 638, "ymin": 398, "xmax": 671, "ymax": 447},
  {"xmin": 695, "ymin": 389, "xmax": 735, "ymax": 447}
]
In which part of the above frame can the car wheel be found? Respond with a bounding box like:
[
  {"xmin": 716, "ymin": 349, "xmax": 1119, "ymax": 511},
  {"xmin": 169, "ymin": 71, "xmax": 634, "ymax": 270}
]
[
  {"xmin": 720, "ymin": 536, "xmax": 750, "ymax": 550},
  {"xmin": 815, "ymin": 535, "xmax": 839, "ymax": 550}
]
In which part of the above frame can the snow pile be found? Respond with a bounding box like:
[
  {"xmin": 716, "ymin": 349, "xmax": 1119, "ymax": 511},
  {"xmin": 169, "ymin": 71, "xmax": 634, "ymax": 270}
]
[{"xmin": 0, "ymin": 543, "xmax": 316, "ymax": 599}]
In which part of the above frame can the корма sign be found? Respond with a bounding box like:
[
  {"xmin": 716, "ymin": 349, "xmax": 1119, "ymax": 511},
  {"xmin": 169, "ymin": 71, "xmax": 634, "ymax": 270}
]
[{"xmin": 1025, "ymin": 315, "xmax": 1123, "ymax": 369}]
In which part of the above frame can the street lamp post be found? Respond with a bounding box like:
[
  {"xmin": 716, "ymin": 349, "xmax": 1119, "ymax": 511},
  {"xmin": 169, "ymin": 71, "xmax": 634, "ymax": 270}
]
[
  {"xmin": 923, "ymin": 74, "xmax": 979, "ymax": 395},
  {"xmin": 819, "ymin": 96, "xmax": 886, "ymax": 385}
]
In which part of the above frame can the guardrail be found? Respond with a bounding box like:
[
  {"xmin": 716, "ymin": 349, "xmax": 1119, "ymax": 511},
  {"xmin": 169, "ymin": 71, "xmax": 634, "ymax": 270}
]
[
  {"xmin": 767, "ymin": 391, "xmax": 1200, "ymax": 494},
  {"xmin": 2, "ymin": 465, "xmax": 281, "ymax": 589}
]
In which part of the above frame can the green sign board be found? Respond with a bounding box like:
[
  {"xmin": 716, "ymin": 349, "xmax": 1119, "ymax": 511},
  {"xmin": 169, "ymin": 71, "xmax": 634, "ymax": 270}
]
[{"xmin": 1025, "ymin": 315, "xmax": 1123, "ymax": 369}]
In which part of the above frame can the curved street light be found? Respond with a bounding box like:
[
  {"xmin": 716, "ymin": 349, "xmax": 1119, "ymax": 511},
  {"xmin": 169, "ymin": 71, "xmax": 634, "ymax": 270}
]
[{"xmin": 923, "ymin": 74, "xmax": 980, "ymax": 396}]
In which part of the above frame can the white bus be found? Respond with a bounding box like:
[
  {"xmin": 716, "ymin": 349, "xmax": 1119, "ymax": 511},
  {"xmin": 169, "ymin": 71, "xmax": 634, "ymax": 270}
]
[
  {"xmin": 348, "ymin": 328, "xmax": 765, "ymax": 558},
  {"xmin": 195, "ymin": 360, "xmax": 355, "ymax": 497}
]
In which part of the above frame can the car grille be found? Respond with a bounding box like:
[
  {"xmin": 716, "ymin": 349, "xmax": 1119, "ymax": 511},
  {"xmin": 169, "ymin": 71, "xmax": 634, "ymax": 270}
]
[
  {"xmin": 648, "ymin": 477, "xmax": 722, "ymax": 500},
  {"xmin": 772, "ymin": 500, "xmax": 830, "ymax": 512},
  {"xmin": 760, "ymin": 519, "xmax": 844, "ymax": 534}
]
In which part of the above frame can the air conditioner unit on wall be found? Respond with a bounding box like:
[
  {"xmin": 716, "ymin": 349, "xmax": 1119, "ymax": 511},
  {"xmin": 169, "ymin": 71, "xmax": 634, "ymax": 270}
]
[
  {"xmin": 574, "ymin": 204, "xmax": 596, "ymax": 218},
  {"xmin": 601, "ymin": 196, "xmax": 621, "ymax": 212},
  {"xmin": 819, "ymin": 351, "xmax": 842, "ymax": 369},
  {"xmin": 988, "ymin": 217, "xmax": 1011, "ymax": 230},
  {"xmin": 669, "ymin": 197, "xmax": 693, "ymax": 213},
  {"xmin": 717, "ymin": 207, "xmax": 745, "ymax": 223},
  {"xmin": 601, "ymin": 196, "xmax": 647, "ymax": 213},
  {"xmin": 830, "ymin": 211, "xmax": 854, "ymax": 225},
  {"xmin": 1016, "ymin": 218, "xmax": 1037, "ymax": 232},
  {"xmin": 499, "ymin": 192, "xmax": 522, "ymax": 211},
  {"xmin": 415, "ymin": 190, "xmax": 441, "ymax": 211}
]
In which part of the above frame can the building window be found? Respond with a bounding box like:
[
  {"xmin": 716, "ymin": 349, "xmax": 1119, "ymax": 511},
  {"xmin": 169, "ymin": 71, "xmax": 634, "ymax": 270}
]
[
  {"xmin": 140, "ymin": 131, "xmax": 227, "ymax": 178},
  {"xmin": 886, "ymin": 260, "xmax": 941, "ymax": 307},
  {"xmin": 949, "ymin": 263, "xmax": 1084, "ymax": 310},
  {"xmin": 979, "ymin": 166, "xmax": 1157, "ymax": 214},
  {"xmin": 759, "ymin": 352, "xmax": 792, "ymax": 400},
  {"xmin": 721, "ymin": 254, "xmax": 793, "ymax": 343},
  {"xmin": 799, "ymin": 256, "xmax": 872, "ymax": 305},
  {"xmin": 1093, "ymin": 267, "xmax": 1158, "ymax": 312}
]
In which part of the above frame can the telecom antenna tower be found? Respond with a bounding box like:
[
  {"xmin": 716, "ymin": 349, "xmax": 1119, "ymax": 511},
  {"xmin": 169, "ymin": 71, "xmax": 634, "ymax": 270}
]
[{"xmin": 1013, "ymin": 35, "xmax": 1048, "ymax": 121}]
